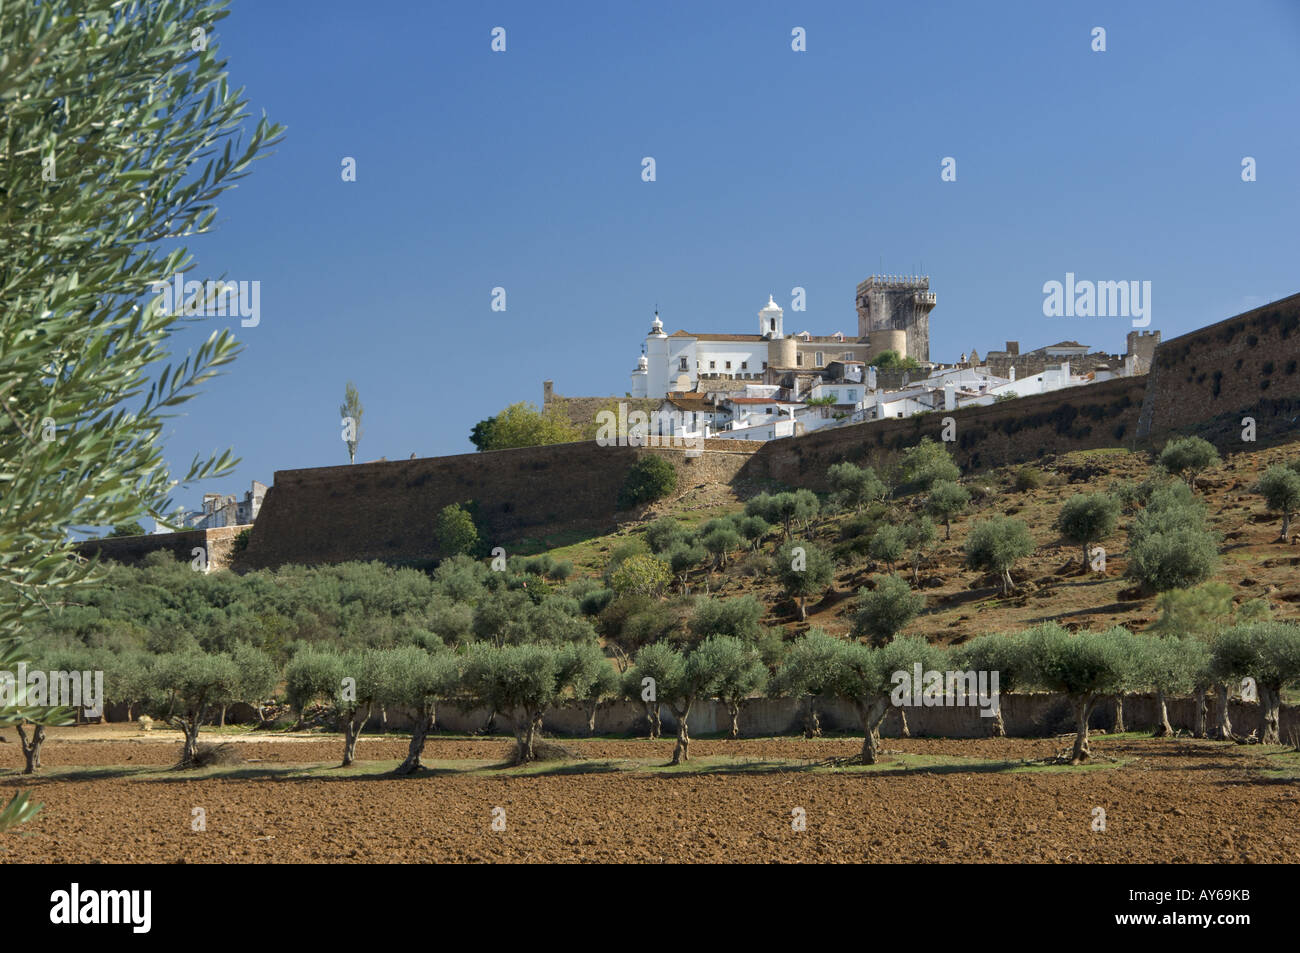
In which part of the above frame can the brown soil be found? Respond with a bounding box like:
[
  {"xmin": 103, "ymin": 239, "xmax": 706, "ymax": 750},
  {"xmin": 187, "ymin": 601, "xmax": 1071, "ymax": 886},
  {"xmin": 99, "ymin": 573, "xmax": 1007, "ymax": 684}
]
[{"xmin": 2, "ymin": 731, "xmax": 1296, "ymax": 863}]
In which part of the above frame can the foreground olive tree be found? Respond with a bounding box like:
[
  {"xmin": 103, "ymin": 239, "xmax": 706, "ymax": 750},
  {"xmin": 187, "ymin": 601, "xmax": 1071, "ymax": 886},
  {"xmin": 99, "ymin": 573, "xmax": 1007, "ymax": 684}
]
[
  {"xmin": 148, "ymin": 652, "xmax": 240, "ymax": 767},
  {"xmin": 461, "ymin": 643, "xmax": 569, "ymax": 763},
  {"xmin": 391, "ymin": 647, "xmax": 461, "ymax": 775},
  {"xmin": 1212, "ymin": 622, "xmax": 1300, "ymax": 745},
  {"xmin": 0, "ymin": 0, "xmax": 281, "ymax": 828},
  {"xmin": 831, "ymin": 637, "xmax": 942, "ymax": 764},
  {"xmin": 771, "ymin": 629, "xmax": 842, "ymax": 738},
  {"xmin": 1020, "ymin": 625, "xmax": 1145, "ymax": 764}
]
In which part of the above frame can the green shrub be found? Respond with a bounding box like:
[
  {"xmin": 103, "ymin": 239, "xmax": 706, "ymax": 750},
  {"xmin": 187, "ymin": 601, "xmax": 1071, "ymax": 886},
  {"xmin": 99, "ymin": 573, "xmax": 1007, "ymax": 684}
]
[{"xmin": 618, "ymin": 456, "xmax": 678, "ymax": 508}]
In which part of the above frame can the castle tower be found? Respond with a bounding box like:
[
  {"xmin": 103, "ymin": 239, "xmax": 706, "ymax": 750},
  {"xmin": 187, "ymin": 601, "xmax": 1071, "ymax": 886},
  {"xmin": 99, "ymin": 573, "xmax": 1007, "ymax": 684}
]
[{"xmin": 855, "ymin": 274, "xmax": 936, "ymax": 363}]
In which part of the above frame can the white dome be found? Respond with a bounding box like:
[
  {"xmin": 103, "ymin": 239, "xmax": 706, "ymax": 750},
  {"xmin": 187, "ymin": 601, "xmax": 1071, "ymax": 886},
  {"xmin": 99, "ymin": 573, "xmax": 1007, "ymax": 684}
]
[
  {"xmin": 650, "ymin": 310, "xmax": 665, "ymax": 335},
  {"xmin": 761, "ymin": 295, "xmax": 782, "ymax": 313},
  {"xmin": 636, "ymin": 354, "xmax": 648, "ymax": 370}
]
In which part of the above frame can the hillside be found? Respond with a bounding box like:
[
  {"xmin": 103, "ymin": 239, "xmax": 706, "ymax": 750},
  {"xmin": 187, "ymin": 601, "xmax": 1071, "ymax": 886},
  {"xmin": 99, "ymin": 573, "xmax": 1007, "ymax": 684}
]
[{"xmin": 544, "ymin": 438, "xmax": 1300, "ymax": 645}]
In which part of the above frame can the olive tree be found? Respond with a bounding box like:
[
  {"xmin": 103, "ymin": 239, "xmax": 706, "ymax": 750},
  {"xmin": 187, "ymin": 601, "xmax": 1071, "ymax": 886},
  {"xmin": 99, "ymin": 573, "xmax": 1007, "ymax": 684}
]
[
  {"xmin": 827, "ymin": 461, "xmax": 886, "ymax": 512},
  {"xmin": 895, "ymin": 438, "xmax": 960, "ymax": 494},
  {"xmin": 627, "ymin": 641, "xmax": 730, "ymax": 764},
  {"xmin": 1150, "ymin": 583, "xmax": 1241, "ymax": 739},
  {"xmin": 868, "ymin": 524, "xmax": 905, "ymax": 573},
  {"xmin": 148, "ymin": 652, "xmax": 241, "ymax": 767},
  {"xmin": 771, "ymin": 629, "xmax": 843, "ymax": 738},
  {"xmin": 902, "ymin": 515, "xmax": 937, "ymax": 585},
  {"xmin": 774, "ymin": 540, "xmax": 834, "ymax": 620},
  {"xmin": 391, "ymin": 646, "xmax": 461, "ymax": 775},
  {"xmin": 230, "ymin": 642, "xmax": 278, "ymax": 728},
  {"xmin": 1055, "ymin": 492, "xmax": 1120, "ymax": 573},
  {"xmin": 335, "ymin": 649, "xmax": 401, "ymax": 767},
  {"xmin": 1159, "ymin": 436, "xmax": 1220, "ymax": 491},
  {"xmin": 556, "ymin": 641, "xmax": 618, "ymax": 735},
  {"xmin": 461, "ymin": 643, "xmax": 571, "ymax": 763},
  {"xmin": 1020, "ymin": 624, "xmax": 1143, "ymax": 764},
  {"xmin": 852, "ymin": 575, "xmax": 924, "ymax": 646},
  {"xmin": 1141, "ymin": 636, "xmax": 1208, "ymax": 737},
  {"xmin": 963, "ymin": 516, "xmax": 1035, "ymax": 594},
  {"xmin": 1255, "ymin": 465, "xmax": 1300, "ymax": 542},
  {"xmin": 2, "ymin": 645, "xmax": 75, "ymax": 776},
  {"xmin": 830, "ymin": 636, "xmax": 943, "ymax": 764},
  {"xmin": 702, "ymin": 636, "xmax": 768, "ymax": 738},
  {"xmin": 0, "ymin": 0, "xmax": 281, "ymax": 827},
  {"xmin": 954, "ymin": 633, "xmax": 1031, "ymax": 737},
  {"xmin": 284, "ymin": 647, "xmax": 345, "ymax": 730},
  {"xmin": 925, "ymin": 480, "xmax": 970, "ymax": 540},
  {"xmin": 1212, "ymin": 622, "xmax": 1300, "ymax": 744}
]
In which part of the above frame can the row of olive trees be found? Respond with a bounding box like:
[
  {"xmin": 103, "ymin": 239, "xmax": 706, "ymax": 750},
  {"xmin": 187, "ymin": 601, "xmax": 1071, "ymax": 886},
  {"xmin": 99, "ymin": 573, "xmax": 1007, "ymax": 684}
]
[{"xmin": 761, "ymin": 621, "xmax": 1300, "ymax": 765}]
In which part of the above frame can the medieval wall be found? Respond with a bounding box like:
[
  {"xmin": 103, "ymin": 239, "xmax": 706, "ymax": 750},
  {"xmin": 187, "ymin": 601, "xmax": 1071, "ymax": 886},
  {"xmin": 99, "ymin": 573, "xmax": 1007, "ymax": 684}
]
[
  {"xmin": 239, "ymin": 441, "xmax": 755, "ymax": 570},
  {"xmin": 1139, "ymin": 292, "xmax": 1300, "ymax": 444},
  {"xmin": 741, "ymin": 375, "xmax": 1149, "ymax": 490},
  {"xmin": 77, "ymin": 525, "xmax": 246, "ymax": 572}
]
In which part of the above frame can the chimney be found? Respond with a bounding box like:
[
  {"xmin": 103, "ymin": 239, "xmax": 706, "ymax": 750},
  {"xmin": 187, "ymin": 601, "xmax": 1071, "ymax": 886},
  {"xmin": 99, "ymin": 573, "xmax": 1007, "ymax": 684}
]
[
  {"xmin": 1005, "ymin": 341, "xmax": 1019, "ymax": 356},
  {"xmin": 542, "ymin": 380, "xmax": 554, "ymax": 405}
]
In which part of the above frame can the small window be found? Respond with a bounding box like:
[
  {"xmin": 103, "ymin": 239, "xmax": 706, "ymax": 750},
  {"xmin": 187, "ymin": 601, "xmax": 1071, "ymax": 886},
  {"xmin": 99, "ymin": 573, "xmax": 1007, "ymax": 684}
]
[
  {"xmin": 679, "ymin": 357, "xmax": 688, "ymax": 370},
  {"xmin": 725, "ymin": 361, "xmax": 731, "ymax": 370},
  {"xmin": 709, "ymin": 361, "xmax": 716, "ymax": 370},
  {"xmin": 847, "ymin": 389, "xmax": 857, "ymax": 401},
  {"xmin": 796, "ymin": 354, "xmax": 803, "ymax": 366},
  {"xmin": 741, "ymin": 361, "xmax": 748, "ymax": 370},
  {"xmin": 815, "ymin": 351, "xmax": 824, "ymax": 365},
  {"xmin": 843, "ymin": 351, "xmax": 853, "ymax": 360},
  {"xmin": 762, "ymin": 361, "xmax": 768, "ymax": 370}
]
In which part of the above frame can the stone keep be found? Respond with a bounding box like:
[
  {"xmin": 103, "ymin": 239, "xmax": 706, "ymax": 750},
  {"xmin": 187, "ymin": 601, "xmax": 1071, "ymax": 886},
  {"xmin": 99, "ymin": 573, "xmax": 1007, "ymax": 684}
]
[{"xmin": 855, "ymin": 275, "xmax": 936, "ymax": 363}]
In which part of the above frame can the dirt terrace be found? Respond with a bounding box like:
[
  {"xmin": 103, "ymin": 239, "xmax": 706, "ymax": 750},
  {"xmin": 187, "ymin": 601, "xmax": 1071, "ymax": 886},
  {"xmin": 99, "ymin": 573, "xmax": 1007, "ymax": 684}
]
[{"xmin": 1, "ymin": 727, "xmax": 1296, "ymax": 864}]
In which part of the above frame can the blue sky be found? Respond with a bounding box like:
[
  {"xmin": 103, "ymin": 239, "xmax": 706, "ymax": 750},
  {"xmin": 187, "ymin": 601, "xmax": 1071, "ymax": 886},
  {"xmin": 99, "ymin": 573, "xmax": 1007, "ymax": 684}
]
[{"xmin": 158, "ymin": 0, "xmax": 1300, "ymax": 513}]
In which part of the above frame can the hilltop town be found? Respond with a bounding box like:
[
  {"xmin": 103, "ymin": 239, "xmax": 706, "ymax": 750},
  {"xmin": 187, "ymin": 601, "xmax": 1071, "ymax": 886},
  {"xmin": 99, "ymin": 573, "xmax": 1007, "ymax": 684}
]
[{"xmin": 546, "ymin": 276, "xmax": 1160, "ymax": 444}]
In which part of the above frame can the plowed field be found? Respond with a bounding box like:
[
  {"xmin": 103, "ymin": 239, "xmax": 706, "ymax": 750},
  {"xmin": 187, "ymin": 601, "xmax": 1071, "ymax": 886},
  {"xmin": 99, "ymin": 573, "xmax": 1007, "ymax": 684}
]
[{"xmin": 2, "ymin": 725, "xmax": 1296, "ymax": 863}]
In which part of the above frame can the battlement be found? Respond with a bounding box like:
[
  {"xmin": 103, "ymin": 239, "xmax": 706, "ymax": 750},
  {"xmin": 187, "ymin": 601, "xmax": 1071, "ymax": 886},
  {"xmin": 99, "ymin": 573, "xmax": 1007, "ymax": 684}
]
[{"xmin": 856, "ymin": 274, "xmax": 931, "ymax": 294}]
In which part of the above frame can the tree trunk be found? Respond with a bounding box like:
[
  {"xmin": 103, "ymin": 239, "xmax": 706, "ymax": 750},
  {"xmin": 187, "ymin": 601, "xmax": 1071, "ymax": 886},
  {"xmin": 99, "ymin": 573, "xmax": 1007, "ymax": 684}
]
[
  {"xmin": 1002, "ymin": 568, "xmax": 1014, "ymax": 594},
  {"xmin": 1193, "ymin": 687, "xmax": 1207, "ymax": 738},
  {"xmin": 219, "ymin": 704, "xmax": 226, "ymax": 728},
  {"xmin": 482, "ymin": 709, "xmax": 496, "ymax": 733},
  {"xmin": 1082, "ymin": 542, "xmax": 1090, "ymax": 573},
  {"xmin": 1259, "ymin": 685, "xmax": 1281, "ymax": 745},
  {"xmin": 15, "ymin": 723, "xmax": 45, "ymax": 774},
  {"xmin": 670, "ymin": 701, "xmax": 692, "ymax": 765},
  {"xmin": 1211, "ymin": 681, "xmax": 1234, "ymax": 740},
  {"xmin": 1070, "ymin": 696, "xmax": 1093, "ymax": 764},
  {"xmin": 728, "ymin": 701, "xmax": 740, "ymax": 739},
  {"xmin": 517, "ymin": 709, "xmax": 538, "ymax": 763},
  {"xmin": 1112, "ymin": 694, "xmax": 1125, "ymax": 733},
  {"xmin": 381, "ymin": 705, "xmax": 388, "ymax": 730},
  {"xmin": 125, "ymin": 702, "xmax": 134, "ymax": 722},
  {"xmin": 798, "ymin": 596, "xmax": 807, "ymax": 621},
  {"xmin": 859, "ymin": 698, "xmax": 889, "ymax": 764},
  {"xmin": 395, "ymin": 708, "xmax": 431, "ymax": 775},
  {"xmin": 990, "ymin": 705, "xmax": 1006, "ymax": 737},
  {"xmin": 185, "ymin": 722, "xmax": 201, "ymax": 766},
  {"xmin": 1282, "ymin": 511, "xmax": 1291, "ymax": 542},
  {"xmin": 802, "ymin": 697, "xmax": 821, "ymax": 738},
  {"xmin": 341, "ymin": 704, "xmax": 370, "ymax": 767},
  {"xmin": 944, "ymin": 518, "xmax": 951, "ymax": 540},
  {"xmin": 1153, "ymin": 689, "xmax": 1173, "ymax": 737},
  {"xmin": 896, "ymin": 705, "xmax": 910, "ymax": 738},
  {"xmin": 585, "ymin": 700, "xmax": 599, "ymax": 736}
]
